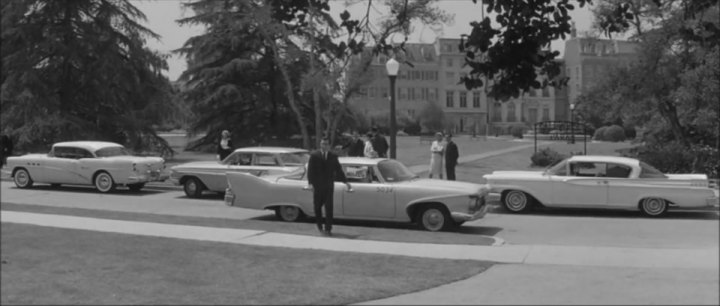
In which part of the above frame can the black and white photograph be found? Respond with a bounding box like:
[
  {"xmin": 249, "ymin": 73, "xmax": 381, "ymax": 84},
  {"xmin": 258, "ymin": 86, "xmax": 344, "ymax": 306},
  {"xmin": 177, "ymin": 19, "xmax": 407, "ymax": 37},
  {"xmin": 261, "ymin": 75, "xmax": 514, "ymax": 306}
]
[{"xmin": 1, "ymin": 0, "xmax": 718, "ymax": 304}]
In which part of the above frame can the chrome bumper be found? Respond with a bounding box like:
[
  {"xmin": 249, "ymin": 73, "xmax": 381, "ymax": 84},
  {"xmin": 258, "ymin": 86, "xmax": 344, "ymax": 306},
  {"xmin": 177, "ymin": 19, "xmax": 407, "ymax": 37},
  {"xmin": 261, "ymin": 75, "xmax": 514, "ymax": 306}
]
[
  {"xmin": 451, "ymin": 204, "xmax": 489, "ymax": 222},
  {"xmin": 128, "ymin": 171, "xmax": 169, "ymax": 183}
]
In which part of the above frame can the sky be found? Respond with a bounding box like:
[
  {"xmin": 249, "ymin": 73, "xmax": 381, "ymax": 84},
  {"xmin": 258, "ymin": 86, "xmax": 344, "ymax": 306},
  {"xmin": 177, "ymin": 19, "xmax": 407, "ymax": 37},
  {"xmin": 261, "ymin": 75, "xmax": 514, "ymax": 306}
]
[{"xmin": 131, "ymin": 0, "xmax": 596, "ymax": 82}]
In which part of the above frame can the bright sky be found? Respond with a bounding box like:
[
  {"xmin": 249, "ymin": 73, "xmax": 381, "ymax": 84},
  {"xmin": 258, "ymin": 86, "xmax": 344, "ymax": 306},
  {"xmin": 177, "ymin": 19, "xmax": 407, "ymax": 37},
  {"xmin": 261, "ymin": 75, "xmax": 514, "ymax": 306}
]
[{"xmin": 131, "ymin": 0, "xmax": 596, "ymax": 82}]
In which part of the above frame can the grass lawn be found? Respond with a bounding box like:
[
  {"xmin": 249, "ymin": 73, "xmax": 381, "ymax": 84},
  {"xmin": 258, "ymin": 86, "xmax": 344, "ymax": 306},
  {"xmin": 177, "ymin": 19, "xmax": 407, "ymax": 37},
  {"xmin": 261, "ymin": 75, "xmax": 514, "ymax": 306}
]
[{"xmin": 0, "ymin": 223, "xmax": 492, "ymax": 305}]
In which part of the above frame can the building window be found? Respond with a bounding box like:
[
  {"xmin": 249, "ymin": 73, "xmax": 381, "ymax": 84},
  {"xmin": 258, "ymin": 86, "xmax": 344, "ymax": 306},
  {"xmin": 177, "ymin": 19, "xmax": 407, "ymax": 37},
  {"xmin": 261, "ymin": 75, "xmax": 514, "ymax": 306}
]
[
  {"xmin": 446, "ymin": 91, "xmax": 454, "ymax": 108},
  {"xmin": 432, "ymin": 88, "xmax": 438, "ymax": 101},
  {"xmin": 492, "ymin": 102, "xmax": 502, "ymax": 122},
  {"xmin": 421, "ymin": 87, "xmax": 428, "ymax": 100},
  {"xmin": 369, "ymin": 87, "xmax": 377, "ymax": 98},
  {"xmin": 528, "ymin": 108, "xmax": 538, "ymax": 124},
  {"xmin": 381, "ymin": 87, "xmax": 388, "ymax": 98},
  {"xmin": 542, "ymin": 107, "xmax": 550, "ymax": 121},
  {"xmin": 409, "ymin": 87, "xmax": 416, "ymax": 100},
  {"xmin": 399, "ymin": 87, "xmax": 406, "ymax": 100},
  {"xmin": 358, "ymin": 87, "xmax": 367, "ymax": 97},
  {"xmin": 529, "ymin": 88, "xmax": 537, "ymax": 97},
  {"xmin": 446, "ymin": 72, "xmax": 455, "ymax": 85},
  {"xmin": 408, "ymin": 109, "xmax": 416, "ymax": 117},
  {"xmin": 473, "ymin": 91, "xmax": 481, "ymax": 108},
  {"xmin": 445, "ymin": 44, "xmax": 453, "ymax": 52},
  {"xmin": 446, "ymin": 58, "xmax": 453, "ymax": 67},
  {"xmin": 507, "ymin": 102, "xmax": 516, "ymax": 122},
  {"xmin": 459, "ymin": 91, "xmax": 467, "ymax": 108}
]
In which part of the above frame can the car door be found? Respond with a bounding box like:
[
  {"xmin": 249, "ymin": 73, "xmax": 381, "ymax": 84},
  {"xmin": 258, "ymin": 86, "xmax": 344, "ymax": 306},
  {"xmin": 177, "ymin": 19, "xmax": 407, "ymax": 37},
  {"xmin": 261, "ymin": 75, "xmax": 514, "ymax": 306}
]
[
  {"xmin": 604, "ymin": 163, "xmax": 635, "ymax": 208},
  {"xmin": 551, "ymin": 161, "xmax": 608, "ymax": 207},
  {"xmin": 341, "ymin": 165, "xmax": 396, "ymax": 219},
  {"xmin": 42, "ymin": 146, "xmax": 81, "ymax": 184}
]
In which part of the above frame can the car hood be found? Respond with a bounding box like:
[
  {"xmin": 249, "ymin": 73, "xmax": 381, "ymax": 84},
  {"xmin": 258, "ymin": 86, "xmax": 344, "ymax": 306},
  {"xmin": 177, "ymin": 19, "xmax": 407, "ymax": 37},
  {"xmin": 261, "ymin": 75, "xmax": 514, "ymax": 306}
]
[{"xmin": 484, "ymin": 170, "xmax": 546, "ymax": 180}]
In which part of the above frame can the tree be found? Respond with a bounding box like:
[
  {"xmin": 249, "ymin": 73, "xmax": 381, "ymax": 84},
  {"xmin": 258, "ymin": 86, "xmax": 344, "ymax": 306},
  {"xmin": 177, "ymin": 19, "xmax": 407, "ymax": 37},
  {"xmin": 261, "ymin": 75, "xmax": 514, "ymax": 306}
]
[
  {"xmin": 1, "ymin": 0, "xmax": 174, "ymax": 155},
  {"xmin": 418, "ymin": 101, "xmax": 445, "ymax": 133}
]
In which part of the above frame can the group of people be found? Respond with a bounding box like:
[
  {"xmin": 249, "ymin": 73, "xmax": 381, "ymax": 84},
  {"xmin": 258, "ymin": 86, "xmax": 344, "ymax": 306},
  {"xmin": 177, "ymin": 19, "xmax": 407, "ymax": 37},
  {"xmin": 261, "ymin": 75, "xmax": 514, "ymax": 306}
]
[
  {"xmin": 428, "ymin": 132, "xmax": 459, "ymax": 181},
  {"xmin": 342, "ymin": 127, "xmax": 388, "ymax": 158}
]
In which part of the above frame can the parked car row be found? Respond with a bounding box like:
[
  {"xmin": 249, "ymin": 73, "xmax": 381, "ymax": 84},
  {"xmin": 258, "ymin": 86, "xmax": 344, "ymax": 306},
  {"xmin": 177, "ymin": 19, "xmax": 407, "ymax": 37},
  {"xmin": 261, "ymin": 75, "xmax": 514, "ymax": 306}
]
[{"xmin": 3, "ymin": 141, "xmax": 718, "ymax": 232}]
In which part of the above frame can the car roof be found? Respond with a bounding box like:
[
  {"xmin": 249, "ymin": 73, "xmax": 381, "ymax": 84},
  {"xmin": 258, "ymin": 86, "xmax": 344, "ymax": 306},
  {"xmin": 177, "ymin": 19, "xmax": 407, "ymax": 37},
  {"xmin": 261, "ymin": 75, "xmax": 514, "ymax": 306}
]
[
  {"xmin": 52, "ymin": 141, "xmax": 123, "ymax": 152},
  {"xmin": 569, "ymin": 155, "xmax": 639, "ymax": 166},
  {"xmin": 233, "ymin": 146, "xmax": 308, "ymax": 154},
  {"xmin": 339, "ymin": 157, "xmax": 389, "ymax": 166}
]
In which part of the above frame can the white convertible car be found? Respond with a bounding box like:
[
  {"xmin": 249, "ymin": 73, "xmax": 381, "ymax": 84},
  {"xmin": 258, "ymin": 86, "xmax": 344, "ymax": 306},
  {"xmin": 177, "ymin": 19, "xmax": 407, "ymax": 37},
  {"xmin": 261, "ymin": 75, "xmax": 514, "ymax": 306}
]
[
  {"xmin": 5, "ymin": 141, "xmax": 167, "ymax": 192},
  {"xmin": 169, "ymin": 147, "xmax": 309, "ymax": 198},
  {"xmin": 484, "ymin": 155, "xmax": 719, "ymax": 217},
  {"xmin": 223, "ymin": 157, "xmax": 490, "ymax": 231}
]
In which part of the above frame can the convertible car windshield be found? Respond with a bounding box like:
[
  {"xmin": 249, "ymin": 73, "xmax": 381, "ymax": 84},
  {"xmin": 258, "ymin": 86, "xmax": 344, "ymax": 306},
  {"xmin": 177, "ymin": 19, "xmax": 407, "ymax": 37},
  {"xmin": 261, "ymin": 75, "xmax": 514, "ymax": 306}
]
[
  {"xmin": 377, "ymin": 160, "xmax": 418, "ymax": 182},
  {"xmin": 95, "ymin": 146, "xmax": 131, "ymax": 157}
]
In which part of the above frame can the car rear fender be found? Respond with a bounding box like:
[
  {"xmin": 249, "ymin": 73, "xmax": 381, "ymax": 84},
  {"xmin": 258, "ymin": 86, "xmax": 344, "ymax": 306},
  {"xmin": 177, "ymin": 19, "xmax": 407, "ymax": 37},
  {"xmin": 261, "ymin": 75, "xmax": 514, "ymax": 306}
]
[
  {"xmin": 225, "ymin": 172, "xmax": 272, "ymax": 208},
  {"xmin": 491, "ymin": 184, "xmax": 544, "ymax": 204}
]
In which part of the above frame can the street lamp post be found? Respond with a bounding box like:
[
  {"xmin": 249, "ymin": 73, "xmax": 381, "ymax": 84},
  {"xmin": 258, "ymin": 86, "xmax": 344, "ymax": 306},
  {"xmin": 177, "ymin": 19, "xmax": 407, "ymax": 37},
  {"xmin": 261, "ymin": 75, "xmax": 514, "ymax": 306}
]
[
  {"xmin": 386, "ymin": 57, "xmax": 399, "ymax": 159},
  {"xmin": 569, "ymin": 103, "xmax": 575, "ymax": 144}
]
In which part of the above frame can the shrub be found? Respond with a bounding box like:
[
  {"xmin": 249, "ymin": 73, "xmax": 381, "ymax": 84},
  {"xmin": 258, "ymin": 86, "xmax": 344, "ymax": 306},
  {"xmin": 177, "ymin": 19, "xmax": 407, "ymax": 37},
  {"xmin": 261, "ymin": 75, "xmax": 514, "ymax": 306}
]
[
  {"xmin": 511, "ymin": 126, "xmax": 525, "ymax": 139},
  {"xmin": 531, "ymin": 147, "xmax": 567, "ymax": 167},
  {"xmin": 403, "ymin": 121, "xmax": 422, "ymax": 135},
  {"xmin": 593, "ymin": 126, "xmax": 608, "ymax": 141},
  {"xmin": 622, "ymin": 142, "xmax": 719, "ymax": 178},
  {"xmin": 603, "ymin": 125, "xmax": 626, "ymax": 142},
  {"xmin": 624, "ymin": 125, "xmax": 637, "ymax": 139}
]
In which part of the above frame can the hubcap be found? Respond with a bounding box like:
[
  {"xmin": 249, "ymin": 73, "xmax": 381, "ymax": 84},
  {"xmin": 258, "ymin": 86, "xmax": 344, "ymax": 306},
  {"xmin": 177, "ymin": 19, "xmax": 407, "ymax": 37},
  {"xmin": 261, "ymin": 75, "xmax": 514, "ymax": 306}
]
[
  {"xmin": 280, "ymin": 207, "xmax": 299, "ymax": 221},
  {"xmin": 643, "ymin": 198, "xmax": 665, "ymax": 215},
  {"xmin": 15, "ymin": 171, "xmax": 28, "ymax": 186},
  {"xmin": 422, "ymin": 209, "xmax": 444, "ymax": 231},
  {"xmin": 97, "ymin": 174, "xmax": 112, "ymax": 191},
  {"xmin": 186, "ymin": 181, "xmax": 197, "ymax": 194},
  {"xmin": 506, "ymin": 191, "xmax": 527, "ymax": 211}
]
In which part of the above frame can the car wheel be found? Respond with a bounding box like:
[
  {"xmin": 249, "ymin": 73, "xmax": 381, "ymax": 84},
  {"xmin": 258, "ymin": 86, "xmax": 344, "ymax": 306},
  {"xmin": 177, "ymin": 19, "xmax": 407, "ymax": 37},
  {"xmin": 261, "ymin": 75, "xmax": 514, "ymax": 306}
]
[
  {"xmin": 183, "ymin": 177, "xmax": 204, "ymax": 198},
  {"xmin": 94, "ymin": 171, "xmax": 116, "ymax": 193},
  {"xmin": 13, "ymin": 168, "xmax": 34, "ymax": 189},
  {"xmin": 417, "ymin": 205, "xmax": 450, "ymax": 232},
  {"xmin": 503, "ymin": 190, "xmax": 532, "ymax": 213},
  {"xmin": 640, "ymin": 197, "xmax": 668, "ymax": 217},
  {"xmin": 128, "ymin": 183, "xmax": 145, "ymax": 192},
  {"xmin": 275, "ymin": 206, "xmax": 304, "ymax": 222}
]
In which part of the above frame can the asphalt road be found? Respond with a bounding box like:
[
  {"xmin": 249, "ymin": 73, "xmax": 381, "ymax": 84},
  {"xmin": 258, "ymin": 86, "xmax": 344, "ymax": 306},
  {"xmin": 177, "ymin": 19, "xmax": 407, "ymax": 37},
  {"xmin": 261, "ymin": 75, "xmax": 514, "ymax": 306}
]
[{"xmin": 2, "ymin": 180, "xmax": 717, "ymax": 249}]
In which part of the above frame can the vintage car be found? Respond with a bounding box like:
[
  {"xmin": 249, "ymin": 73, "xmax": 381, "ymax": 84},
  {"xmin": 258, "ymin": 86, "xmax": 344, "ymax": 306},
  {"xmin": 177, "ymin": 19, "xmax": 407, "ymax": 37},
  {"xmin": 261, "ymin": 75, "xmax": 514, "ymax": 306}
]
[
  {"xmin": 483, "ymin": 155, "xmax": 720, "ymax": 217},
  {"xmin": 5, "ymin": 141, "xmax": 167, "ymax": 193},
  {"xmin": 223, "ymin": 157, "xmax": 490, "ymax": 231},
  {"xmin": 169, "ymin": 147, "xmax": 309, "ymax": 198}
]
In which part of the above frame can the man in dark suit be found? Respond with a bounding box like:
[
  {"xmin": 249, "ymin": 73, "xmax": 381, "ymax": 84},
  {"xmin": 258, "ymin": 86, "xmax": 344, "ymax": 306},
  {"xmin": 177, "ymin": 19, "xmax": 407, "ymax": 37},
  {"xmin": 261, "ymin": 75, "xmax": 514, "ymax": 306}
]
[
  {"xmin": 444, "ymin": 134, "xmax": 459, "ymax": 181},
  {"xmin": 307, "ymin": 138, "xmax": 352, "ymax": 236},
  {"xmin": 371, "ymin": 127, "xmax": 389, "ymax": 158}
]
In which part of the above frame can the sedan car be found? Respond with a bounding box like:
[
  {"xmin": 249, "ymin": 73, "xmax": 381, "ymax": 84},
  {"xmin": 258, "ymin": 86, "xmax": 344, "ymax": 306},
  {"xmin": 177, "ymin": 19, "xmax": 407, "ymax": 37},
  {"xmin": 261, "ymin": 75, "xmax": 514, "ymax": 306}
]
[
  {"xmin": 223, "ymin": 157, "xmax": 490, "ymax": 231},
  {"xmin": 483, "ymin": 155, "xmax": 719, "ymax": 217},
  {"xmin": 5, "ymin": 141, "xmax": 167, "ymax": 193},
  {"xmin": 169, "ymin": 146, "xmax": 309, "ymax": 198}
]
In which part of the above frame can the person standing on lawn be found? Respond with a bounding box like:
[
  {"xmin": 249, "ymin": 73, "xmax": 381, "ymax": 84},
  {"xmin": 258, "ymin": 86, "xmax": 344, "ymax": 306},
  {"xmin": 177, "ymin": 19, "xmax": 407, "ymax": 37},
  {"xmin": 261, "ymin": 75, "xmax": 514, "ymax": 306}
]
[
  {"xmin": 342, "ymin": 132, "xmax": 365, "ymax": 157},
  {"xmin": 428, "ymin": 132, "xmax": 445, "ymax": 179},
  {"xmin": 217, "ymin": 130, "xmax": 233, "ymax": 161},
  {"xmin": 307, "ymin": 137, "xmax": 352, "ymax": 237},
  {"xmin": 444, "ymin": 134, "xmax": 459, "ymax": 181},
  {"xmin": 363, "ymin": 132, "xmax": 378, "ymax": 158}
]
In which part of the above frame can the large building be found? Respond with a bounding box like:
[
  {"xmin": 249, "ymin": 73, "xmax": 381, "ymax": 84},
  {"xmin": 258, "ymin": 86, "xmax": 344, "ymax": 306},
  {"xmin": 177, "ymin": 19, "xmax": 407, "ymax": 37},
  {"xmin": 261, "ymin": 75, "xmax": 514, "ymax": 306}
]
[{"xmin": 348, "ymin": 32, "xmax": 638, "ymax": 135}]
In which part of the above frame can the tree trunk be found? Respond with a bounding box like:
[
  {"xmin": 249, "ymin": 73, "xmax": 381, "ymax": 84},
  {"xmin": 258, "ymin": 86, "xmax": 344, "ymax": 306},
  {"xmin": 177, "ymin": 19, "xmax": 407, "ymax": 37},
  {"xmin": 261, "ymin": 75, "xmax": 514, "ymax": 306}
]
[
  {"xmin": 268, "ymin": 42, "xmax": 310, "ymax": 149},
  {"xmin": 657, "ymin": 98, "xmax": 687, "ymax": 146}
]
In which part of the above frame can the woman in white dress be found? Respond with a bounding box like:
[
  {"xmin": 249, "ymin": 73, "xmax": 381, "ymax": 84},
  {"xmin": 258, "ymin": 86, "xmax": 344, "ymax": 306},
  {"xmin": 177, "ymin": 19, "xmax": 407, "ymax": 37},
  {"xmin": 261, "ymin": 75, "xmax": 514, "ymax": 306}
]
[{"xmin": 428, "ymin": 132, "xmax": 445, "ymax": 179}]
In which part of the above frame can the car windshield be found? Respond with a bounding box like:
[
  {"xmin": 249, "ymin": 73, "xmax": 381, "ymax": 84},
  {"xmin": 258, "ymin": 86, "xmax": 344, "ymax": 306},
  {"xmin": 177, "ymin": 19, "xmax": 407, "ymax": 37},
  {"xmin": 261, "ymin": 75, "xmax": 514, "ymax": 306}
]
[
  {"xmin": 546, "ymin": 159, "xmax": 569, "ymax": 176},
  {"xmin": 377, "ymin": 160, "xmax": 418, "ymax": 182},
  {"xmin": 279, "ymin": 152, "xmax": 310, "ymax": 166},
  {"xmin": 95, "ymin": 146, "xmax": 131, "ymax": 157}
]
